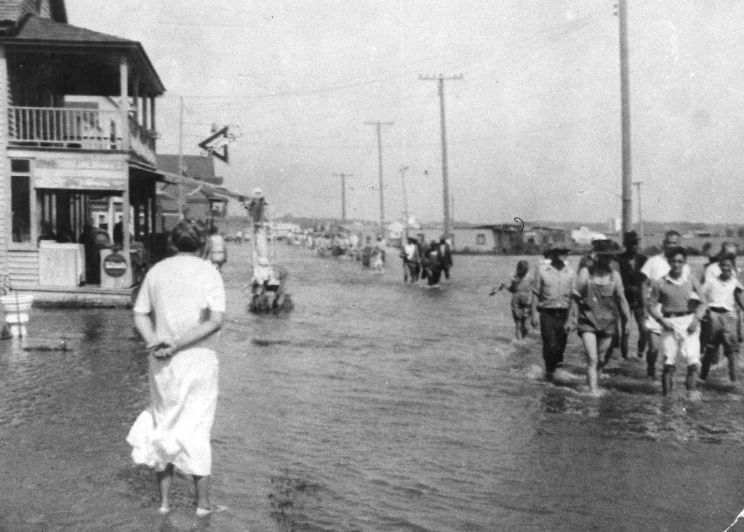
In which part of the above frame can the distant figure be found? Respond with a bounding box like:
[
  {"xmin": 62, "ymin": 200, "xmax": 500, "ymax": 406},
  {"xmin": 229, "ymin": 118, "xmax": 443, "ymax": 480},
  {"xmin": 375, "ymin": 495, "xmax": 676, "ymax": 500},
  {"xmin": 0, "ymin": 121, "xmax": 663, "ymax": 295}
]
[
  {"xmin": 250, "ymin": 257, "xmax": 289, "ymax": 310},
  {"xmin": 492, "ymin": 260, "xmax": 533, "ymax": 340},
  {"xmin": 401, "ymin": 237, "xmax": 421, "ymax": 282},
  {"xmin": 361, "ymin": 236, "xmax": 373, "ymax": 268},
  {"xmin": 245, "ymin": 188, "xmax": 269, "ymax": 227},
  {"xmin": 113, "ymin": 220, "xmax": 123, "ymax": 247},
  {"xmin": 79, "ymin": 217, "xmax": 104, "ymax": 285},
  {"xmin": 567, "ymin": 239, "xmax": 630, "ymax": 396},
  {"xmin": 207, "ymin": 225, "xmax": 227, "ymax": 271},
  {"xmin": 375, "ymin": 235, "xmax": 387, "ymax": 264},
  {"xmin": 371, "ymin": 247, "xmax": 384, "ymax": 272},
  {"xmin": 424, "ymin": 240, "xmax": 442, "ymax": 286},
  {"xmin": 438, "ymin": 236, "xmax": 453, "ymax": 280},
  {"xmin": 235, "ymin": 229, "xmax": 243, "ymax": 244},
  {"xmin": 531, "ymin": 243, "xmax": 576, "ymax": 380}
]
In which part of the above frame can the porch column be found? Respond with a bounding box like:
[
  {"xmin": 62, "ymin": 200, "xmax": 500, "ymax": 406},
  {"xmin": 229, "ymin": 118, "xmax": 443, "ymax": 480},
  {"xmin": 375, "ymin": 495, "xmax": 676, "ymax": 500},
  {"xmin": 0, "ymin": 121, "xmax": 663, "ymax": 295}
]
[
  {"xmin": 142, "ymin": 91, "xmax": 149, "ymax": 131},
  {"xmin": 133, "ymin": 77, "xmax": 140, "ymax": 122},
  {"xmin": 150, "ymin": 97, "xmax": 156, "ymax": 131},
  {"xmin": 107, "ymin": 196, "xmax": 115, "ymax": 241},
  {"xmin": 120, "ymin": 54, "xmax": 131, "ymax": 259}
]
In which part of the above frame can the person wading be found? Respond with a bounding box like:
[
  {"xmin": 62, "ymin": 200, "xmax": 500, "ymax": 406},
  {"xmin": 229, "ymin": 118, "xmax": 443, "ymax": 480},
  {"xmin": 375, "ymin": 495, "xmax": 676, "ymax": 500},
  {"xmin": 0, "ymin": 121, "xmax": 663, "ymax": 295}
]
[
  {"xmin": 531, "ymin": 243, "xmax": 576, "ymax": 380},
  {"xmin": 646, "ymin": 246, "xmax": 706, "ymax": 396}
]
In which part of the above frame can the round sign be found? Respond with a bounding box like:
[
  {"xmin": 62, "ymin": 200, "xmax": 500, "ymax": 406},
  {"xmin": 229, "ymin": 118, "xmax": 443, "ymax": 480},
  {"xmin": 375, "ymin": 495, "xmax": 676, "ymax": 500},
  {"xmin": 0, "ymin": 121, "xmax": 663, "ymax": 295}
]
[{"xmin": 102, "ymin": 252, "xmax": 128, "ymax": 278}]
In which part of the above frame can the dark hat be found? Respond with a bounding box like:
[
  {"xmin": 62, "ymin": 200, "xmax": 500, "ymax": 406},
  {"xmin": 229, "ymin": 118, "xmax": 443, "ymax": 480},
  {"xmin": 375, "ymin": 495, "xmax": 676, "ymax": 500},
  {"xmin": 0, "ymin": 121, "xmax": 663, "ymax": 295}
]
[
  {"xmin": 592, "ymin": 239, "xmax": 620, "ymax": 255},
  {"xmin": 545, "ymin": 242, "xmax": 570, "ymax": 255},
  {"xmin": 623, "ymin": 231, "xmax": 639, "ymax": 245}
]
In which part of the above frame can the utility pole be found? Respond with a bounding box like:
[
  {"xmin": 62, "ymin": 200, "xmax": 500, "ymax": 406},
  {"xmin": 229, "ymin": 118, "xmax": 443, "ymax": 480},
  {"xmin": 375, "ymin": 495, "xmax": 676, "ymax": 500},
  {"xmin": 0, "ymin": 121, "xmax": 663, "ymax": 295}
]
[
  {"xmin": 420, "ymin": 74, "xmax": 462, "ymax": 237},
  {"xmin": 177, "ymin": 96, "xmax": 185, "ymax": 220},
  {"xmin": 633, "ymin": 180, "xmax": 643, "ymax": 244},
  {"xmin": 365, "ymin": 121, "xmax": 393, "ymax": 236},
  {"xmin": 333, "ymin": 172, "xmax": 353, "ymax": 223},
  {"xmin": 399, "ymin": 166, "xmax": 410, "ymax": 239},
  {"xmin": 618, "ymin": 0, "xmax": 632, "ymax": 235}
]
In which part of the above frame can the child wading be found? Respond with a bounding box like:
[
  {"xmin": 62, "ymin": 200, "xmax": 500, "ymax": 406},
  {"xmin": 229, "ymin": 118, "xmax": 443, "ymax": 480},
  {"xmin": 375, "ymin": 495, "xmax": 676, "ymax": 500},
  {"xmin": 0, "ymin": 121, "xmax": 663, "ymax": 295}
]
[
  {"xmin": 567, "ymin": 240, "xmax": 630, "ymax": 396},
  {"xmin": 646, "ymin": 246, "xmax": 706, "ymax": 396},
  {"xmin": 492, "ymin": 260, "xmax": 533, "ymax": 340}
]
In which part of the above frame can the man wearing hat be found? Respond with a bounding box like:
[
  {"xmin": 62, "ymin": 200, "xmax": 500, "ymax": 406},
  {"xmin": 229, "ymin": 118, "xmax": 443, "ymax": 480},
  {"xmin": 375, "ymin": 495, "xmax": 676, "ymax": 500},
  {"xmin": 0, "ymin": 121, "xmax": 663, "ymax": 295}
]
[
  {"xmin": 616, "ymin": 231, "xmax": 648, "ymax": 359},
  {"xmin": 531, "ymin": 243, "xmax": 576, "ymax": 379}
]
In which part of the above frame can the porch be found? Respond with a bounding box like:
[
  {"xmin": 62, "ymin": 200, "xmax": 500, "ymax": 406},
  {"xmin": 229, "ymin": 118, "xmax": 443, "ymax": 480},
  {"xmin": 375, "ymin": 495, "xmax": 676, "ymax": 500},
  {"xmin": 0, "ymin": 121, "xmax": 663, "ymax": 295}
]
[
  {"xmin": 8, "ymin": 105, "xmax": 156, "ymax": 166},
  {"xmin": 13, "ymin": 284, "xmax": 134, "ymax": 308}
]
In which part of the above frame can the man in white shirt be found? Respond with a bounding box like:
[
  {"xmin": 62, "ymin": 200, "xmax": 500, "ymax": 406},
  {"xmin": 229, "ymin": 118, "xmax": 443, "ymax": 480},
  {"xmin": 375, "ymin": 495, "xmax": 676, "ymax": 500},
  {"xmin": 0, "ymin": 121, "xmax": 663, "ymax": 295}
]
[
  {"xmin": 700, "ymin": 253, "xmax": 744, "ymax": 382},
  {"xmin": 640, "ymin": 230, "xmax": 690, "ymax": 379}
]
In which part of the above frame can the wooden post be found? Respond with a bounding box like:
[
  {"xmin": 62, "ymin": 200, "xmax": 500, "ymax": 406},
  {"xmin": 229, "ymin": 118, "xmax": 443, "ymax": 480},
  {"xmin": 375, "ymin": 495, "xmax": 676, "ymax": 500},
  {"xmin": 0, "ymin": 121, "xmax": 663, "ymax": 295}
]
[
  {"xmin": 120, "ymin": 55, "xmax": 131, "ymax": 261},
  {"xmin": 619, "ymin": 0, "xmax": 632, "ymax": 235}
]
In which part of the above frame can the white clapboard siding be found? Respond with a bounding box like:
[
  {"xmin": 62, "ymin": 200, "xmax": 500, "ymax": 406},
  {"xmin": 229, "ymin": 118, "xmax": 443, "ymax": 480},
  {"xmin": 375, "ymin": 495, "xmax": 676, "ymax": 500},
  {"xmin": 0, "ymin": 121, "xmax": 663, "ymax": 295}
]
[{"xmin": 8, "ymin": 250, "xmax": 40, "ymax": 287}]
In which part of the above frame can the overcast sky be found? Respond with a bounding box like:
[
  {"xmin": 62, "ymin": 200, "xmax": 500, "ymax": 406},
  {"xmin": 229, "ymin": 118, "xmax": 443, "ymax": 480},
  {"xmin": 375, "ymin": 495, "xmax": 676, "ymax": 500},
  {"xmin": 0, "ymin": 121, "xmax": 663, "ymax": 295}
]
[{"xmin": 66, "ymin": 1, "xmax": 744, "ymax": 226}]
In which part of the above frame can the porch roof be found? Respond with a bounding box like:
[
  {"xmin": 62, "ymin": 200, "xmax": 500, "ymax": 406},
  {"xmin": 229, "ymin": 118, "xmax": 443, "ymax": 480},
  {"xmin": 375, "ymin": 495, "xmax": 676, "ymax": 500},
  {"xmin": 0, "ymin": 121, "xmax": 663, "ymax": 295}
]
[
  {"xmin": 2, "ymin": 15, "xmax": 165, "ymax": 94},
  {"xmin": 0, "ymin": 0, "xmax": 66, "ymax": 24}
]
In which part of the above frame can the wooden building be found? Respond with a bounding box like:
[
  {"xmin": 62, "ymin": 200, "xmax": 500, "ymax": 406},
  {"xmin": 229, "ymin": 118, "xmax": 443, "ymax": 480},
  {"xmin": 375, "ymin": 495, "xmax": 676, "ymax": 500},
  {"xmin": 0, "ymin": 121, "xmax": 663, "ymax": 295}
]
[
  {"xmin": 156, "ymin": 154, "xmax": 227, "ymax": 231},
  {"xmin": 415, "ymin": 224, "xmax": 525, "ymax": 254},
  {"xmin": 0, "ymin": 1, "xmax": 165, "ymax": 303}
]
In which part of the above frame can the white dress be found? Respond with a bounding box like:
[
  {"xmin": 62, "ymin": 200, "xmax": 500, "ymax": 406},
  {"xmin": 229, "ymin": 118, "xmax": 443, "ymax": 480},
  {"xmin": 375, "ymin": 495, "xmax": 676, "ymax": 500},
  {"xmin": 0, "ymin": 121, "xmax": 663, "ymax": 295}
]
[{"xmin": 127, "ymin": 255, "xmax": 226, "ymax": 476}]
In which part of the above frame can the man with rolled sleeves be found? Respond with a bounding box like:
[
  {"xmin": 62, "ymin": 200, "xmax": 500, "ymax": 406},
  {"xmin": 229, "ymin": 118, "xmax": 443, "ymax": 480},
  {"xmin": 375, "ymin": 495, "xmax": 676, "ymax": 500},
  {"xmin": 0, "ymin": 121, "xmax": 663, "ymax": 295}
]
[{"xmin": 531, "ymin": 243, "xmax": 576, "ymax": 379}]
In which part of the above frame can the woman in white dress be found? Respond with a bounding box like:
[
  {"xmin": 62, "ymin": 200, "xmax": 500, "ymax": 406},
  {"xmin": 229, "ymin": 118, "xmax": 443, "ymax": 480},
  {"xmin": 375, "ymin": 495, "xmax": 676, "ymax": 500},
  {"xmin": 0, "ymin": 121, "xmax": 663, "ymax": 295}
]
[{"xmin": 127, "ymin": 220, "xmax": 225, "ymax": 516}]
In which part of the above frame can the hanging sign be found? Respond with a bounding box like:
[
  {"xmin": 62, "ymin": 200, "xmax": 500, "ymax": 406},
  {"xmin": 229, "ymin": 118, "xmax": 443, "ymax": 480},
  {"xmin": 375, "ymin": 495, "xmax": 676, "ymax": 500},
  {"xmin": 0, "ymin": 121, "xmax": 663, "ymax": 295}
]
[{"xmin": 198, "ymin": 126, "xmax": 241, "ymax": 163}]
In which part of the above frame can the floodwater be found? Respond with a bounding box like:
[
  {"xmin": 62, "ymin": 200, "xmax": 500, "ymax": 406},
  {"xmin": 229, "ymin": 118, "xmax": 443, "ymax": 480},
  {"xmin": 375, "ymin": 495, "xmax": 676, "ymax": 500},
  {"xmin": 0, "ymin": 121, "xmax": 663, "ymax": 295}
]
[{"xmin": 2, "ymin": 243, "xmax": 744, "ymax": 531}]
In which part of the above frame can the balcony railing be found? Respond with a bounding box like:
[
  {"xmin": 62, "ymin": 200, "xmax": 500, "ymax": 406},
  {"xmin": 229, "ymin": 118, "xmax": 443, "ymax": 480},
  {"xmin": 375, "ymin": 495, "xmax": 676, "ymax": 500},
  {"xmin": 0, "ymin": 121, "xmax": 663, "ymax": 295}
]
[{"xmin": 8, "ymin": 106, "xmax": 156, "ymax": 166}]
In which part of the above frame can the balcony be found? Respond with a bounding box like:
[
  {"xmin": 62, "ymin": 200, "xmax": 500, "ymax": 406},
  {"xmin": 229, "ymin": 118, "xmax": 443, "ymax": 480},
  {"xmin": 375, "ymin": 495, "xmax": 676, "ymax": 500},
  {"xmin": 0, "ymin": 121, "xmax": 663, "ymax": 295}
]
[{"xmin": 8, "ymin": 106, "xmax": 156, "ymax": 167}]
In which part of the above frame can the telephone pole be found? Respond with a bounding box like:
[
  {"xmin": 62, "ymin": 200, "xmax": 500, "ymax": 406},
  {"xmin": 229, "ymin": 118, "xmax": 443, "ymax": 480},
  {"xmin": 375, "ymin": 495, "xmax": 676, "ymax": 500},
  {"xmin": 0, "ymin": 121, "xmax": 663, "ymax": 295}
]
[
  {"xmin": 399, "ymin": 166, "xmax": 410, "ymax": 239},
  {"xmin": 420, "ymin": 74, "xmax": 462, "ymax": 237},
  {"xmin": 333, "ymin": 172, "xmax": 353, "ymax": 223},
  {"xmin": 177, "ymin": 96, "xmax": 185, "ymax": 220},
  {"xmin": 633, "ymin": 180, "xmax": 643, "ymax": 244},
  {"xmin": 618, "ymin": 0, "xmax": 632, "ymax": 235},
  {"xmin": 365, "ymin": 121, "xmax": 393, "ymax": 236}
]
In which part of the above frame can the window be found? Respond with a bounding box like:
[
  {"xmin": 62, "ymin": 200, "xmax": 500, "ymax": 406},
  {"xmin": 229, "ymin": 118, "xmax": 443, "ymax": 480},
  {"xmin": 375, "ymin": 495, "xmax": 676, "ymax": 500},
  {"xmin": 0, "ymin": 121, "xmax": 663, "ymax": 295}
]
[
  {"xmin": 11, "ymin": 159, "xmax": 32, "ymax": 244},
  {"xmin": 476, "ymin": 233, "xmax": 486, "ymax": 245}
]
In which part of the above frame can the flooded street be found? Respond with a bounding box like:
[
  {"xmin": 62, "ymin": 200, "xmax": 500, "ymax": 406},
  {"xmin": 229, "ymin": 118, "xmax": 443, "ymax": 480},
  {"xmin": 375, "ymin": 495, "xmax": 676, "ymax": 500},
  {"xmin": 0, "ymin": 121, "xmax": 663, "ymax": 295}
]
[{"xmin": 3, "ymin": 242, "xmax": 744, "ymax": 531}]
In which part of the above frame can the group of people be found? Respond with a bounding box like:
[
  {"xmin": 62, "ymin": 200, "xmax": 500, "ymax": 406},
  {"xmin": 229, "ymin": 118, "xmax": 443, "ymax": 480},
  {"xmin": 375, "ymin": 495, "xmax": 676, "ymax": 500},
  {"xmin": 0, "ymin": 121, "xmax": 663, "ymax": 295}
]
[
  {"xmin": 501, "ymin": 230, "xmax": 744, "ymax": 397},
  {"xmin": 401, "ymin": 236, "xmax": 453, "ymax": 286}
]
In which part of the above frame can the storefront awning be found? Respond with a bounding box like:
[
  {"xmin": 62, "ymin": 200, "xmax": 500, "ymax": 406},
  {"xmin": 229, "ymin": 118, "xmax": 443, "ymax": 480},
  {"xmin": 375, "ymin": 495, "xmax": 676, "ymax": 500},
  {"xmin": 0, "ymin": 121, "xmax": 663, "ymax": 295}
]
[{"xmin": 159, "ymin": 170, "xmax": 247, "ymax": 201}]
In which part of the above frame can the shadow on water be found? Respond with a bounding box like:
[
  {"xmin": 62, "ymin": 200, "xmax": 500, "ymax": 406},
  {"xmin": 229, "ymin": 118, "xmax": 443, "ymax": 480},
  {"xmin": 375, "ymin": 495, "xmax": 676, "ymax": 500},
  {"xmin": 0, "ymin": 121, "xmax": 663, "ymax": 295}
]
[{"xmin": 268, "ymin": 469, "xmax": 323, "ymax": 532}]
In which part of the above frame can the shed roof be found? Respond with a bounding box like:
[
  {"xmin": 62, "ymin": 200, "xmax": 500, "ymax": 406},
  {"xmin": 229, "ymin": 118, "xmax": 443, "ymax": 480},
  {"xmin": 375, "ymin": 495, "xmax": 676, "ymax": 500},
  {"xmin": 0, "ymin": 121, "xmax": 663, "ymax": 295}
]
[{"xmin": 157, "ymin": 154, "xmax": 223, "ymax": 185}]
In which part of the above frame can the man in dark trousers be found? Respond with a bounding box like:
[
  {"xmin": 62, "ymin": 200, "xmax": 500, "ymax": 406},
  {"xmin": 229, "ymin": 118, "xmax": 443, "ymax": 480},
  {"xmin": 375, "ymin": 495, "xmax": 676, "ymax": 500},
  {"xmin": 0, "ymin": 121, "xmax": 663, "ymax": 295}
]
[
  {"xmin": 438, "ymin": 235, "xmax": 453, "ymax": 280},
  {"xmin": 531, "ymin": 243, "xmax": 576, "ymax": 380},
  {"xmin": 616, "ymin": 231, "xmax": 648, "ymax": 359}
]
